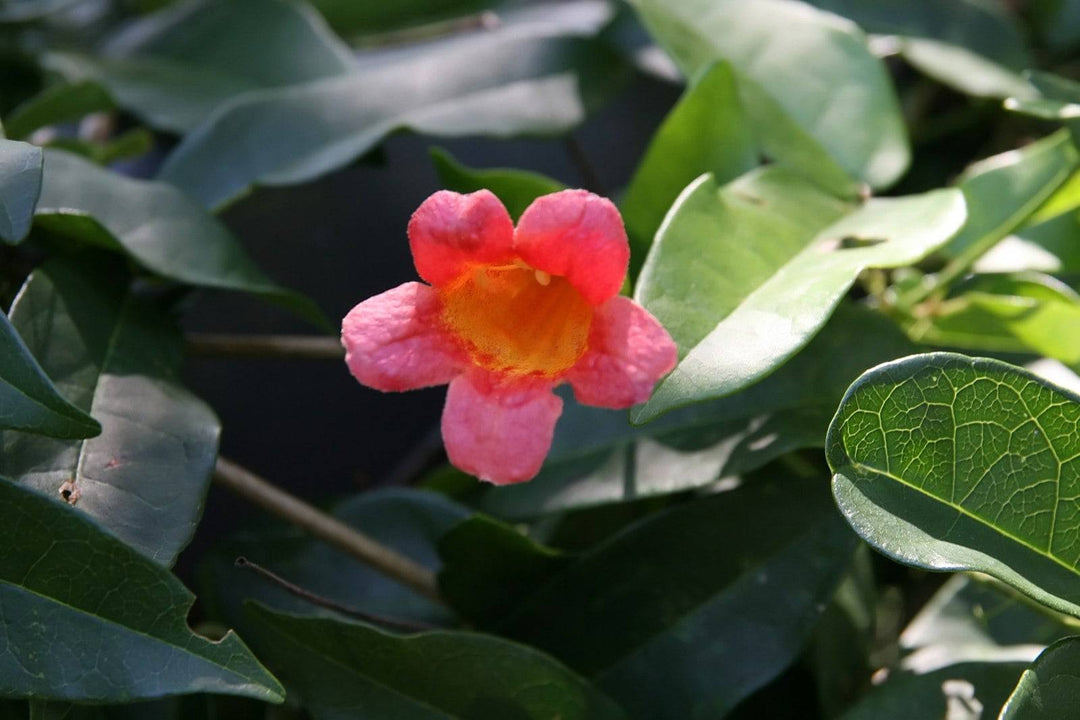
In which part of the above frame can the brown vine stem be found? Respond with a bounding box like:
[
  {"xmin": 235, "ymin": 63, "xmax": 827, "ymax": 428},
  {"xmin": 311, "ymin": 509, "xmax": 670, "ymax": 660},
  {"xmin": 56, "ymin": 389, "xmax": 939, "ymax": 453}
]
[
  {"xmin": 187, "ymin": 334, "xmax": 344, "ymax": 360},
  {"xmin": 212, "ymin": 457, "xmax": 444, "ymax": 604}
]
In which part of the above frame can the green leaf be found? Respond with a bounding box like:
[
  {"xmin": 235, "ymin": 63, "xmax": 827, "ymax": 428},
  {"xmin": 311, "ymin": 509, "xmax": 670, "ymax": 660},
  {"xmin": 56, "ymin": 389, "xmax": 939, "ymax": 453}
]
[
  {"xmin": 243, "ymin": 604, "xmax": 627, "ymax": 719},
  {"xmin": 159, "ymin": 19, "xmax": 626, "ymax": 208},
  {"xmin": 908, "ymin": 273, "xmax": 1080, "ymax": 363},
  {"xmin": 0, "ymin": 476, "xmax": 283, "ymax": 703},
  {"xmin": 3, "ymin": 81, "xmax": 115, "ymax": 141},
  {"xmin": 0, "ymin": 253, "xmax": 217, "ymax": 565},
  {"xmin": 35, "ymin": 149, "xmax": 326, "ymax": 327},
  {"xmin": 0, "ymin": 136, "xmax": 42, "ymax": 243},
  {"xmin": 477, "ymin": 303, "xmax": 916, "ymax": 518},
  {"xmin": 429, "ymin": 147, "xmax": 564, "ymax": 221},
  {"xmin": 633, "ymin": 169, "xmax": 965, "ymax": 423},
  {"xmin": 902, "ymin": 575, "xmax": 1077, "ymax": 663},
  {"xmin": 490, "ymin": 477, "xmax": 856, "ymax": 718},
  {"xmin": 620, "ymin": 60, "xmax": 757, "ymax": 271},
  {"xmin": 0, "ymin": 312, "xmax": 99, "ymax": 439},
  {"xmin": 937, "ymin": 131, "xmax": 1078, "ymax": 274},
  {"xmin": 201, "ymin": 488, "xmax": 469, "ymax": 628},
  {"xmin": 45, "ymin": 128, "xmax": 155, "ymax": 167},
  {"xmin": 0, "ymin": 0, "xmax": 80, "ymax": 22},
  {"xmin": 1000, "ymin": 637, "xmax": 1080, "ymax": 719},
  {"xmin": 44, "ymin": 0, "xmax": 353, "ymax": 134},
  {"xmin": 310, "ymin": 0, "xmax": 495, "ymax": 38},
  {"xmin": 438, "ymin": 515, "xmax": 570, "ymax": 624},
  {"xmin": 828, "ymin": 352, "xmax": 1080, "ymax": 619},
  {"xmin": 628, "ymin": 0, "xmax": 909, "ymax": 190},
  {"xmin": 889, "ymin": 37, "xmax": 1034, "ymax": 99},
  {"xmin": 837, "ymin": 661, "xmax": 1028, "ymax": 720}
]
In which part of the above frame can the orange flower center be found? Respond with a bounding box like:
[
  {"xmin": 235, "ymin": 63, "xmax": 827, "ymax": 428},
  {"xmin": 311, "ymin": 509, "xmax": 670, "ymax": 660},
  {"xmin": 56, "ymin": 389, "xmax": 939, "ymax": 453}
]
[{"xmin": 440, "ymin": 262, "xmax": 592, "ymax": 377}]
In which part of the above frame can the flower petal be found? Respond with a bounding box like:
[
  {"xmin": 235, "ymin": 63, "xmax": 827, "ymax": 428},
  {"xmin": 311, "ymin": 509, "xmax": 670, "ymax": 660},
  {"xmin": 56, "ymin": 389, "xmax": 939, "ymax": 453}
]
[
  {"xmin": 566, "ymin": 296, "xmax": 678, "ymax": 408},
  {"xmin": 514, "ymin": 189, "xmax": 629, "ymax": 305},
  {"xmin": 342, "ymin": 282, "xmax": 465, "ymax": 391},
  {"xmin": 408, "ymin": 189, "xmax": 515, "ymax": 287},
  {"xmin": 441, "ymin": 372, "xmax": 562, "ymax": 485}
]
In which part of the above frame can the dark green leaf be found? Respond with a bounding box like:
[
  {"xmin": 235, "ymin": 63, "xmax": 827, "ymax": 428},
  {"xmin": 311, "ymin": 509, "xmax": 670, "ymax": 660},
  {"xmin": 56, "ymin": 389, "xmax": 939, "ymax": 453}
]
[
  {"xmin": 46, "ymin": 128, "xmax": 154, "ymax": 166},
  {"xmin": 478, "ymin": 303, "xmax": 916, "ymax": 518},
  {"xmin": 35, "ymin": 149, "xmax": 326, "ymax": 327},
  {"xmin": 628, "ymin": 0, "xmax": 908, "ymax": 190},
  {"xmin": 828, "ymin": 352, "xmax": 1080, "ymax": 618},
  {"xmin": 0, "ymin": 136, "xmax": 42, "ymax": 243},
  {"xmin": 620, "ymin": 60, "xmax": 757, "ymax": 271},
  {"xmin": 908, "ymin": 273, "xmax": 1080, "ymax": 363},
  {"xmin": 0, "ymin": 0, "xmax": 80, "ymax": 22},
  {"xmin": 633, "ymin": 168, "xmax": 965, "ymax": 423},
  {"xmin": 438, "ymin": 515, "xmax": 570, "ymax": 624},
  {"xmin": 429, "ymin": 147, "xmax": 564, "ymax": 221},
  {"xmin": 1000, "ymin": 637, "xmax": 1080, "ymax": 719},
  {"xmin": 44, "ymin": 0, "xmax": 353, "ymax": 134},
  {"xmin": 491, "ymin": 477, "xmax": 856, "ymax": 718},
  {"xmin": 311, "ymin": 0, "xmax": 495, "ymax": 38},
  {"xmin": 837, "ymin": 661, "xmax": 1028, "ymax": 720},
  {"xmin": 159, "ymin": 17, "xmax": 626, "ymax": 208},
  {"xmin": 0, "ymin": 254, "xmax": 217, "ymax": 565},
  {"xmin": 244, "ymin": 604, "xmax": 627, "ymax": 719},
  {"xmin": 0, "ymin": 477, "xmax": 283, "ymax": 702},
  {"xmin": 0, "ymin": 311, "xmax": 99, "ymax": 439},
  {"xmin": 201, "ymin": 488, "xmax": 469, "ymax": 628},
  {"xmin": 3, "ymin": 81, "xmax": 115, "ymax": 141}
]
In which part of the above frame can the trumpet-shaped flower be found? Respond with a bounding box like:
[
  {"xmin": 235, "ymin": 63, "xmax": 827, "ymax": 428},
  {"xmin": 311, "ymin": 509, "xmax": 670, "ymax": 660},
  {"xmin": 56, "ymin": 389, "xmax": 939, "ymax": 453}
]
[{"xmin": 342, "ymin": 189, "xmax": 677, "ymax": 485}]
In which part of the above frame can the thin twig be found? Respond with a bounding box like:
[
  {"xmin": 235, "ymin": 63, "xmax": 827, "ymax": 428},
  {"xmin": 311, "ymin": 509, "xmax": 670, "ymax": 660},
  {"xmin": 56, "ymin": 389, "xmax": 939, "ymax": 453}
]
[
  {"xmin": 234, "ymin": 557, "xmax": 438, "ymax": 632},
  {"xmin": 563, "ymin": 135, "xmax": 606, "ymax": 196},
  {"xmin": 213, "ymin": 457, "xmax": 444, "ymax": 604},
  {"xmin": 187, "ymin": 334, "xmax": 344, "ymax": 360}
]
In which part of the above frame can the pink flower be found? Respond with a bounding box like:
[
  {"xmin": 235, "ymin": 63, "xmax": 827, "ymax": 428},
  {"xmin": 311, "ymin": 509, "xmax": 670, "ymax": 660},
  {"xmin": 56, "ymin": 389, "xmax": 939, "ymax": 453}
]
[{"xmin": 342, "ymin": 189, "xmax": 677, "ymax": 485}]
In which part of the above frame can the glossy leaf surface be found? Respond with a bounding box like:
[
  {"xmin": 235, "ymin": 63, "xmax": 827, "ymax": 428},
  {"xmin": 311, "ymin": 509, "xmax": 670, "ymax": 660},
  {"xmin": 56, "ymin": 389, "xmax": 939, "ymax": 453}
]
[
  {"xmin": 829, "ymin": 353, "xmax": 1080, "ymax": 618},
  {"xmin": 1000, "ymin": 637, "xmax": 1080, "ymax": 719},
  {"xmin": 0, "ymin": 136, "xmax": 41, "ymax": 243}
]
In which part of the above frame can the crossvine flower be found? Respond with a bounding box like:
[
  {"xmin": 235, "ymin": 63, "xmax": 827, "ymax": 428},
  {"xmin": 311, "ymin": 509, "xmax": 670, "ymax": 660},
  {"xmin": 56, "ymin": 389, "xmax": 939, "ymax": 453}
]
[{"xmin": 342, "ymin": 189, "xmax": 677, "ymax": 485}]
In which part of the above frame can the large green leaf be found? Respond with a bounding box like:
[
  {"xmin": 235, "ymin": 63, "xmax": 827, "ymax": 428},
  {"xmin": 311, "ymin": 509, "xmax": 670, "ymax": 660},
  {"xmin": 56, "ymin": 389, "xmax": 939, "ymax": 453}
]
[
  {"xmin": 0, "ymin": 254, "xmax": 217, "ymax": 565},
  {"xmin": 0, "ymin": 312, "xmax": 99, "ymax": 439},
  {"xmin": 828, "ymin": 352, "xmax": 1080, "ymax": 618},
  {"xmin": 0, "ymin": 136, "xmax": 41, "ymax": 243},
  {"xmin": 201, "ymin": 488, "xmax": 469, "ymax": 628},
  {"xmin": 628, "ymin": 0, "xmax": 908, "ymax": 190},
  {"xmin": 0, "ymin": 477, "xmax": 283, "ymax": 703},
  {"xmin": 35, "ymin": 150, "xmax": 325, "ymax": 327},
  {"xmin": 633, "ymin": 169, "xmax": 965, "ymax": 423},
  {"xmin": 243, "ymin": 604, "xmax": 626, "ymax": 719},
  {"xmin": 486, "ymin": 477, "xmax": 856, "ymax": 718},
  {"xmin": 806, "ymin": 0, "xmax": 1033, "ymax": 98},
  {"xmin": 1000, "ymin": 637, "xmax": 1080, "ymax": 719},
  {"xmin": 429, "ymin": 147, "xmax": 564, "ymax": 221},
  {"xmin": 620, "ymin": 60, "xmax": 757, "ymax": 271},
  {"xmin": 159, "ymin": 6, "xmax": 626, "ymax": 208},
  {"xmin": 908, "ymin": 273, "xmax": 1080, "ymax": 363},
  {"xmin": 477, "ymin": 303, "xmax": 916, "ymax": 518},
  {"xmin": 44, "ymin": 0, "xmax": 353, "ymax": 134}
]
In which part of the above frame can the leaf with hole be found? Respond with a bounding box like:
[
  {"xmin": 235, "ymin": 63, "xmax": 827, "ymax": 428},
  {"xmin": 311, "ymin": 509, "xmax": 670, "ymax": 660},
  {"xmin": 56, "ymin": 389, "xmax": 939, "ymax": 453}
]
[{"xmin": 0, "ymin": 476, "xmax": 283, "ymax": 703}]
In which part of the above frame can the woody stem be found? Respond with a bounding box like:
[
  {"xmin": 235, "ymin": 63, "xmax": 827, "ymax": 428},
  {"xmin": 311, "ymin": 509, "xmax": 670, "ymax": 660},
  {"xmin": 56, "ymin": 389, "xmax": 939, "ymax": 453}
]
[
  {"xmin": 187, "ymin": 334, "xmax": 344, "ymax": 360},
  {"xmin": 212, "ymin": 457, "xmax": 444, "ymax": 604}
]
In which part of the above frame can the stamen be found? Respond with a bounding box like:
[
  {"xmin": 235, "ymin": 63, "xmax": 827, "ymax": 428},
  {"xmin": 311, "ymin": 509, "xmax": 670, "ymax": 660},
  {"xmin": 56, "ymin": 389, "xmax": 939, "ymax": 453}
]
[{"xmin": 534, "ymin": 270, "xmax": 551, "ymax": 286}]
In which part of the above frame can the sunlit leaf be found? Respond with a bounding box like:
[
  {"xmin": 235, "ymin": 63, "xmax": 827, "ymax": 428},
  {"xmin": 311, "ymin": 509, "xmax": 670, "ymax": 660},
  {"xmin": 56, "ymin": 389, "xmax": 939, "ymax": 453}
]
[
  {"xmin": 628, "ymin": 0, "xmax": 908, "ymax": 190},
  {"xmin": 828, "ymin": 352, "xmax": 1080, "ymax": 618},
  {"xmin": 633, "ymin": 168, "xmax": 965, "ymax": 423}
]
